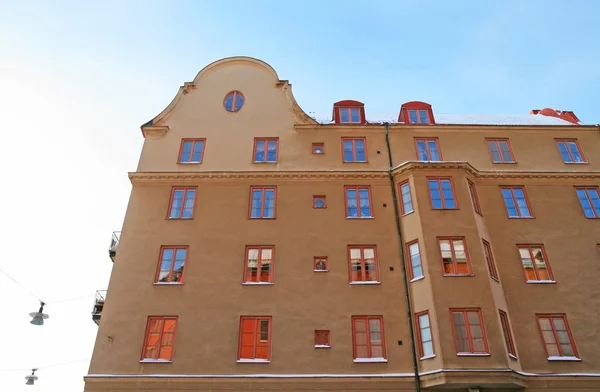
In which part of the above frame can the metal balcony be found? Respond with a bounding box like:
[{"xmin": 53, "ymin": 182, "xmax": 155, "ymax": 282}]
[
  {"xmin": 109, "ymin": 231, "xmax": 121, "ymax": 262},
  {"xmin": 92, "ymin": 290, "xmax": 107, "ymax": 325}
]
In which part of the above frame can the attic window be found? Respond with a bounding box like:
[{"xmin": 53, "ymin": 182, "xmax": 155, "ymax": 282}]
[
  {"xmin": 340, "ymin": 108, "xmax": 361, "ymax": 123},
  {"xmin": 408, "ymin": 110, "xmax": 431, "ymax": 124},
  {"xmin": 224, "ymin": 91, "xmax": 244, "ymax": 112},
  {"xmin": 399, "ymin": 101, "xmax": 435, "ymax": 125},
  {"xmin": 333, "ymin": 100, "xmax": 365, "ymax": 124}
]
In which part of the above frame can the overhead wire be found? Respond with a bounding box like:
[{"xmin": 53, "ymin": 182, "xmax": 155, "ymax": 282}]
[{"xmin": 0, "ymin": 358, "xmax": 91, "ymax": 372}]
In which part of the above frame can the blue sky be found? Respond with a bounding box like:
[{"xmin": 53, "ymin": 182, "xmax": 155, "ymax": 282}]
[{"xmin": 0, "ymin": 1, "xmax": 598, "ymax": 390}]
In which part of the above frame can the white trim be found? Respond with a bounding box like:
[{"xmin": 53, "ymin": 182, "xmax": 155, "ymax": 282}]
[
  {"xmin": 508, "ymin": 354, "xmax": 518, "ymax": 360},
  {"xmin": 548, "ymin": 356, "xmax": 581, "ymax": 361},
  {"xmin": 241, "ymin": 282, "xmax": 274, "ymax": 286},
  {"xmin": 410, "ymin": 276, "xmax": 425, "ymax": 283},
  {"xmin": 153, "ymin": 282, "xmax": 184, "ymax": 286},
  {"xmin": 401, "ymin": 210, "xmax": 415, "ymax": 217},
  {"xmin": 346, "ymin": 216, "xmax": 375, "ymax": 219},
  {"xmin": 178, "ymin": 161, "xmax": 202, "ymax": 164},
  {"xmin": 139, "ymin": 359, "xmax": 172, "ymax": 363},
  {"xmin": 314, "ymin": 345, "xmax": 331, "ymax": 349},
  {"xmin": 457, "ymin": 353, "xmax": 491, "ymax": 357},
  {"xmin": 349, "ymin": 281, "xmax": 381, "ymax": 285},
  {"xmin": 420, "ymin": 354, "xmax": 436, "ymax": 360},
  {"xmin": 564, "ymin": 161, "xmax": 589, "ymax": 164},
  {"xmin": 236, "ymin": 359, "xmax": 271, "ymax": 364},
  {"xmin": 353, "ymin": 358, "xmax": 388, "ymax": 363},
  {"xmin": 313, "ymin": 270, "xmax": 329, "ymax": 273},
  {"xmin": 526, "ymin": 280, "xmax": 556, "ymax": 284}
]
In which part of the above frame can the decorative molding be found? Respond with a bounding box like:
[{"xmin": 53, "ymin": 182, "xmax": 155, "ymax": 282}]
[{"xmin": 141, "ymin": 125, "xmax": 169, "ymax": 138}]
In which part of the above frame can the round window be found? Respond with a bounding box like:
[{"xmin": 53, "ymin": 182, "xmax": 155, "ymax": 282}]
[{"xmin": 223, "ymin": 91, "xmax": 244, "ymax": 112}]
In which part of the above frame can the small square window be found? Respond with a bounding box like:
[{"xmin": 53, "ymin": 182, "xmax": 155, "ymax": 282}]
[
  {"xmin": 313, "ymin": 195, "xmax": 326, "ymax": 209},
  {"xmin": 314, "ymin": 257, "xmax": 328, "ymax": 272},
  {"xmin": 315, "ymin": 330, "xmax": 331, "ymax": 347},
  {"xmin": 312, "ymin": 143, "xmax": 325, "ymax": 154}
]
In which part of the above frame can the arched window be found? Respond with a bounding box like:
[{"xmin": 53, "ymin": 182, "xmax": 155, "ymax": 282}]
[{"xmin": 224, "ymin": 91, "xmax": 245, "ymax": 112}]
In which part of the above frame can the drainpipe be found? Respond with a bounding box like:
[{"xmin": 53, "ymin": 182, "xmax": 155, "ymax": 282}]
[{"xmin": 383, "ymin": 122, "xmax": 421, "ymax": 392}]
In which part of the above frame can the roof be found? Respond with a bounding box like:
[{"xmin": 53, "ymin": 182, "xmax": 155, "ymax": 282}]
[{"xmin": 311, "ymin": 113, "xmax": 578, "ymax": 126}]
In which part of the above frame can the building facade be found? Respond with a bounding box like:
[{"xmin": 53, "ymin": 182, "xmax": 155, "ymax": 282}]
[{"xmin": 85, "ymin": 57, "xmax": 600, "ymax": 392}]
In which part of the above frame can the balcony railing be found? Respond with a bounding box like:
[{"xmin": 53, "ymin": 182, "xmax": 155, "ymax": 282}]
[
  {"xmin": 109, "ymin": 231, "xmax": 121, "ymax": 262},
  {"xmin": 92, "ymin": 290, "xmax": 107, "ymax": 326}
]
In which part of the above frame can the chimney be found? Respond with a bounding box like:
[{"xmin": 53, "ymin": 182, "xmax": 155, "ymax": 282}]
[{"xmin": 531, "ymin": 108, "xmax": 580, "ymax": 124}]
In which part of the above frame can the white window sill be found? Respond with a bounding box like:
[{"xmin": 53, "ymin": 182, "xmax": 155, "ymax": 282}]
[
  {"xmin": 526, "ymin": 280, "xmax": 556, "ymax": 284},
  {"xmin": 343, "ymin": 161, "xmax": 368, "ymax": 163},
  {"xmin": 410, "ymin": 276, "xmax": 425, "ymax": 283},
  {"xmin": 420, "ymin": 354, "xmax": 436, "ymax": 360},
  {"xmin": 508, "ymin": 216, "xmax": 534, "ymax": 219},
  {"xmin": 353, "ymin": 358, "xmax": 388, "ymax": 363},
  {"xmin": 237, "ymin": 359, "xmax": 270, "ymax": 363},
  {"xmin": 178, "ymin": 161, "xmax": 201, "ymax": 164},
  {"xmin": 548, "ymin": 356, "xmax": 581, "ymax": 361},
  {"xmin": 313, "ymin": 270, "xmax": 329, "ymax": 273},
  {"xmin": 242, "ymin": 282, "xmax": 274, "ymax": 286},
  {"xmin": 346, "ymin": 216, "xmax": 375, "ymax": 219},
  {"xmin": 457, "ymin": 353, "xmax": 491, "ymax": 357},
  {"xmin": 564, "ymin": 161, "xmax": 588, "ymax": 164},
  {"xmin": 401, "ymin": 210, "xmax": 415, "ymax": 217},
  {"xmin": 509, "ymin": 354, "xmax": 518, "ymax": 360},
  {"xmin": 349, "ymin": 281, "xmax": 381, "ymax": 285},
  {"xmin": 154, "ymin": 282, "xmax": 183, "ymax": 286},
  {"xmin": 314, "ymin": 345, "xmax": 331, "ymax": 349},
  {"xmin": 140, "ymin": 359, "xmax": 172, "ymax": 363},
  {"xmin": 252, "ymin": 161, "xmax": 277, "ymax": 164}
]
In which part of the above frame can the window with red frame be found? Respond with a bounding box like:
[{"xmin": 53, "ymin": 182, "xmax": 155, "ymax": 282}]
[
  {"xmin": 468, "ymin": 181, "xmax": 482, "ymax": 215},
  {"xmin": 238, "ymin": 316, "xmax": 271, "ymax": 360},
  {"xmin": 253, "ymin": 138, "xmax": 278, "ymax": 163},
  {"xmin": 312, "ymin": 143, "xmax": 325, "ymax": 154},
  {"xmin": 352, "ymin": 316, "xmax": 386, "ymax": 360},
  {"xmin": 416, "ymin": 311, "xmax": 434, "ymax": 359},
  {"xmin": 314, "ymin": 257, "xmax": 328, "ymax": 272},
  {"xmin": 408, "ymin": 109, "xmax": 431, "ymax": 124},
  {"xmin": 428, "ymin": 177, "xmax": 456, "ymax": 209},
  {"xmin": 314, "ymin": 330, "xmax": 331, "ymax": 347},
  {"xmin": 536, "ymin": 314, "xmax": 579, "ymax": 359},
  {"xmin": 487, "ymin": 139, "xmax": 516, "ymax": 163},
  {"xmin": 156, "ymin": 247, "xmax": 187, "ymax": 283},
  {"xmin": 556, "ymin": 139, "xmax": 586, "ymax": 163},
  {"xmin": 482, "ymin": 240, "xmax": 498, "ymax": 281},
  {"xmin": 249, "ymin": 186, "xmax": 276, "ymax": 218},
  {"xmin": 499, "ymin": 310, "xmax": 517, "ymax": 357},
  {"xmin": 398, "ymin": 180, "xmax": 414, "ymax": 215},
  {"xmin": 407, "ymin": 240, "xmax": 423, "ymax": 281},
  {"xmin": 345, "ymin": 186, "xmax": 373, "ymax": 217},
  {"xmin": 450, "ymin": 309, "xmax": 488, "ymax": 354},
  {"xmin": 178, "ymin": 139, "xmax": 205, "ymax": 163},
  {"xmin": 224, "ymin": 91, "xmax": 244, "ymax": 112},
  {"xmin": 342, "ymin": 137, "xmax": 367, "ymax": 162},
  {"xmin": 348, "ymin": 246, "xmax": 378, "ymax": 282},
  {"xmin": 517, "ymin": 245, "xmax": 554, "ymax": 282},
  {"xmin": 313, "ymin": 195, "xmax": 326, "ymax": 209},
  {"xmin": 500, "ymin": 186, "xmax": 533, "ymax": 218},
  {"xmin": 141, "ymin": 316, "xmax": 177, "ymax": 361},
  {"xmin": 438, "ymin": 237, "xmax": 472, "ymax": 275},
  {"xmin": 244, "ymin": 246, "xmax": 274, "ymax": 284},
  {"xmin": 168, "ymin": 187, "xmax": 197, "ymax": 219},
  {"xmin": 339, "ymin": 108, "xmax": 361, "ymax": 123},
  {"xmin": 415, "ymin": 138, "xmax": 441, "ymax": 161},
  {"xmin": 575, "ymin": 187, "xmax": 600, "ymax": 218}
]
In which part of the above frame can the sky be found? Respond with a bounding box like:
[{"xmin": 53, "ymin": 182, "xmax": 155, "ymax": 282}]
[{"xmin": 0, "ymin": 0, "xmax": 598, "ymax": 390}]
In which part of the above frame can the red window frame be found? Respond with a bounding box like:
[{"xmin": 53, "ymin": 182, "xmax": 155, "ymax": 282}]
[
  {"xmin": 223, "ymin": 90, "xmax": 244, "ymax": 112},
  {"xmin": 499, "ymin": 310, "xmax": 517, "ymax": 357},
  {"xmin": 312, "ymin": 143, "xmax": 325, "ymax": 154},
  {"xmin": 406, "ymin": 109, "xmax": 433, "ymax": 124},
  {"xmin": 339, "ymin": 107, "xmax": 362, "ymax": 123},
  {"xmin": 406, "ymin": 240, "xmax": 423, "ymax": 281},
  {"xmin": 450, "ymin": 308, "xmax": 489, "ymax": 354},
  {"xmin": 243, "ymin": 246, "xmax": 275, "ymax": 284},
  {"xmin": 351, "ymin": 316, "xmax": 387, "ymax": 359},
  {"xmin": 482, "ymin": 240, "xmax": 498, "ymax": 281},
  {"xmin": 248, "ymin": 186, "xmax": 277, "ymax": 219},
  {"xmin": 414, "ymin": 137, "xmax": 442, "ymax": 160},
  {"xmin": 177, "ymin": 138, "xmax": 206, "ymax": 164},
  {"xmin": 517, "ymin": 244, "xmax": 554, "ymax": 282},
  {"xmin": 347, "ymin": 245, "xmax": 379, "ymax": 282},
  {"xmin": 438, "ymin": 237, "xmax": 472, "ymax": 276},
  {"xmin": 141, "ymin": 316, "xmax": 178, "ymax": 361},
  {"xmin": 341, "ymin": 137, "xmax": 368, "ymax": 162},
  {"xmin": 314, "ymin": 330, "xmax": 331, "ymax": 347},
  {"xmin": 575, "ymin": 186, "xmax": 600, "ymax": 218},
  {"xmin": 252, "ymin": 138, "xmax": 279, "ymax": 163},
  {"xmin": 313, "ymin": 195, "xmax": 327, "ymax": 209},
  {"xmin": 468, "ymin": 180, "xmax": 482, "ymax": 215},
  {"xmin": 555, "ymin": 139, "xmax": 587, "ymax": 163},
  {"xmin": 415, "ymin": 311, "xmax": 435, "ymax": 359},
  {"xmin": 398, "ymin": 180, "xmax": 414, "ymax": 215},
  {"xmin": 486, "ymin": 138, "xmax": 516, "ymax": 163},
  {"xmin": 500, "ymin": 186, "xmax": 533, "ymax": 218},
  {"xmin": 427, "ymin": 177, "xmax": 458, "ymax": 209},
  {"xmin": 238, "ymin": 316, "xmax": 272, "ymax": 360},
  {"xmin": 344, "ymin": 185, "xmax": 373, "ymax": 218},
  {"xmin": 314, "ymin": 256, "xmax": 328, "ymax": 271},
  {"xmin": 167, "ymin": 187, "xmax": 197, "ymax": 219},
  {"xmin": 155, "ymin": 246, "xmax": 188, "ymax": 283},
  {"xmin": 536, "ymin": 314, "xmax": 579, "ymax": 359}
]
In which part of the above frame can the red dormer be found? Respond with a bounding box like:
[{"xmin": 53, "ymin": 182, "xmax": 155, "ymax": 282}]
[
  {"xmin": 332, "ymin": 100, "xmax": 366, "ymax": 124},
  {"xmin": 530, "ymin": 108, "xmax": 580, "ymax": 124},
  {"xmin": 398, "ymin": 101, "xmax": 435, "ymax": 124}
]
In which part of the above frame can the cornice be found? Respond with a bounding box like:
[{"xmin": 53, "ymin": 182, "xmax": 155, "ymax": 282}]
[
  {"xmin": 141, "ymin": 125, "xmax": 169, "ymax": 138},
  {"xmin": 295, "ymin": 123, "xmax": 600, "ymax": 132}
]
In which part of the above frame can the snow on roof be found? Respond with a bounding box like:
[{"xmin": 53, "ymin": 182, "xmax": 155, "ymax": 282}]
[{"xmin": 310, "ymin": 113, "xmax": 578, "ymax": 126}]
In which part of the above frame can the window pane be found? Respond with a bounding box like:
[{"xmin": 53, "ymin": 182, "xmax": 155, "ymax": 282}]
[
  {"xmin": 428, "ymin": 180, "xmax": 442, "ymax": 209},
  {"xmin": 183, "ymin": 190, "xmax": 195, "ymax": 218},
  {"xmin": 499, "ymin": 141, "xmax": 513, "ymax": 162},
  {"xmin": 513, "ymin": 189, "xmax": 530, "ymax": 216},
  {"xmin": 355, "ymin": 140, "xmax": 365, "ymax": 161},
  {"xmin": 351, "ymin": 108, "xmax": 360, "ymax": 123},
  {"xmin": 417, "ymin": 140, "xmax": 428, "ymax": 160},
  {"xmin": 224, "ymin": 93, "xmax": 234, "ymax": 111},
  {"xmin": 340, "ymin": 109, "xmax": 349, "ymax": 123},
  {"xmin": 181, "ymin": 141, "xmax": 193, "ymax": 162},
  {"xmin": 267, "ymin": 140, "xmax": 277, "ymax": 162},
  {"xmin": 192, "ymin": 141, "xmax": 203, "ymax": 162},
  {"xmin": 254, "ymin": 141, "xmax": 265, "ymax": 161},
  {"xmin": 408, "ymin": 110, "xmax": 418, "ymax": 124},
  {"xmin": 427, "ymin": 140, "xmax": 439, "ymax": 161},
  {"xmin": 346, "ymin": 189, "xmax": 358, "ymax": 217},
  {"xmin": 557, "ymin": 142, "xmax": 570, "ymax": 162},
  {"xmin": 259, "ymin": 320, "xmax": 269, "ymax": 341},
  {"xmin": 247, "ymin": 249, "xmax": 259, "ymax": 282},
  {"xmin": 170, "ymin": 190, "xmax": 183, "ymax": 218},
  {"xmin": 359, "ymin": 188, "xmax": 371, "ymax": 216},
  {"xmin": 453, "ymin": 240, "xmax": 466, "ymax": 262},
  {"xmin": 343, "ymin": 140, "xmax": 354, "ymax": 161},
  {"xmin": 251, "ymin": 189, "xmax": 263, "ymax": 218},
  {"xmin": 567, "ymin": 142, "xmax": 583, "ymax": 162},
  {"xmin": 419, "ymin": 110, "xmax": 429, "ymax": 124},
  {"xmin": 419, "ymin": 314, "xmax": 430, "ymax": 328},
  {"xmin": 234, "ymin": 94, "xmax": 244, "ymax": 111},
  {"xmin": 502, "ymin": 189, "xmax": 517, "ymax": 216},
  {"xmin": 441, "ymin": 180, "xmax": 455, "ymax": 208},
  {"xmin": 263, "ymin": 189, "xmax": 275, "ymax": 218},
  {"xmin": 401, "ymin": 183, "xmax": 413, "ymax": 213},
  {"xmin": 423, "ymin": 341, "xmax": 434, "ymax": 357},
  {"xmin": 488, "ymin": 141, "xmax": 501, "ymax": 162}
]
